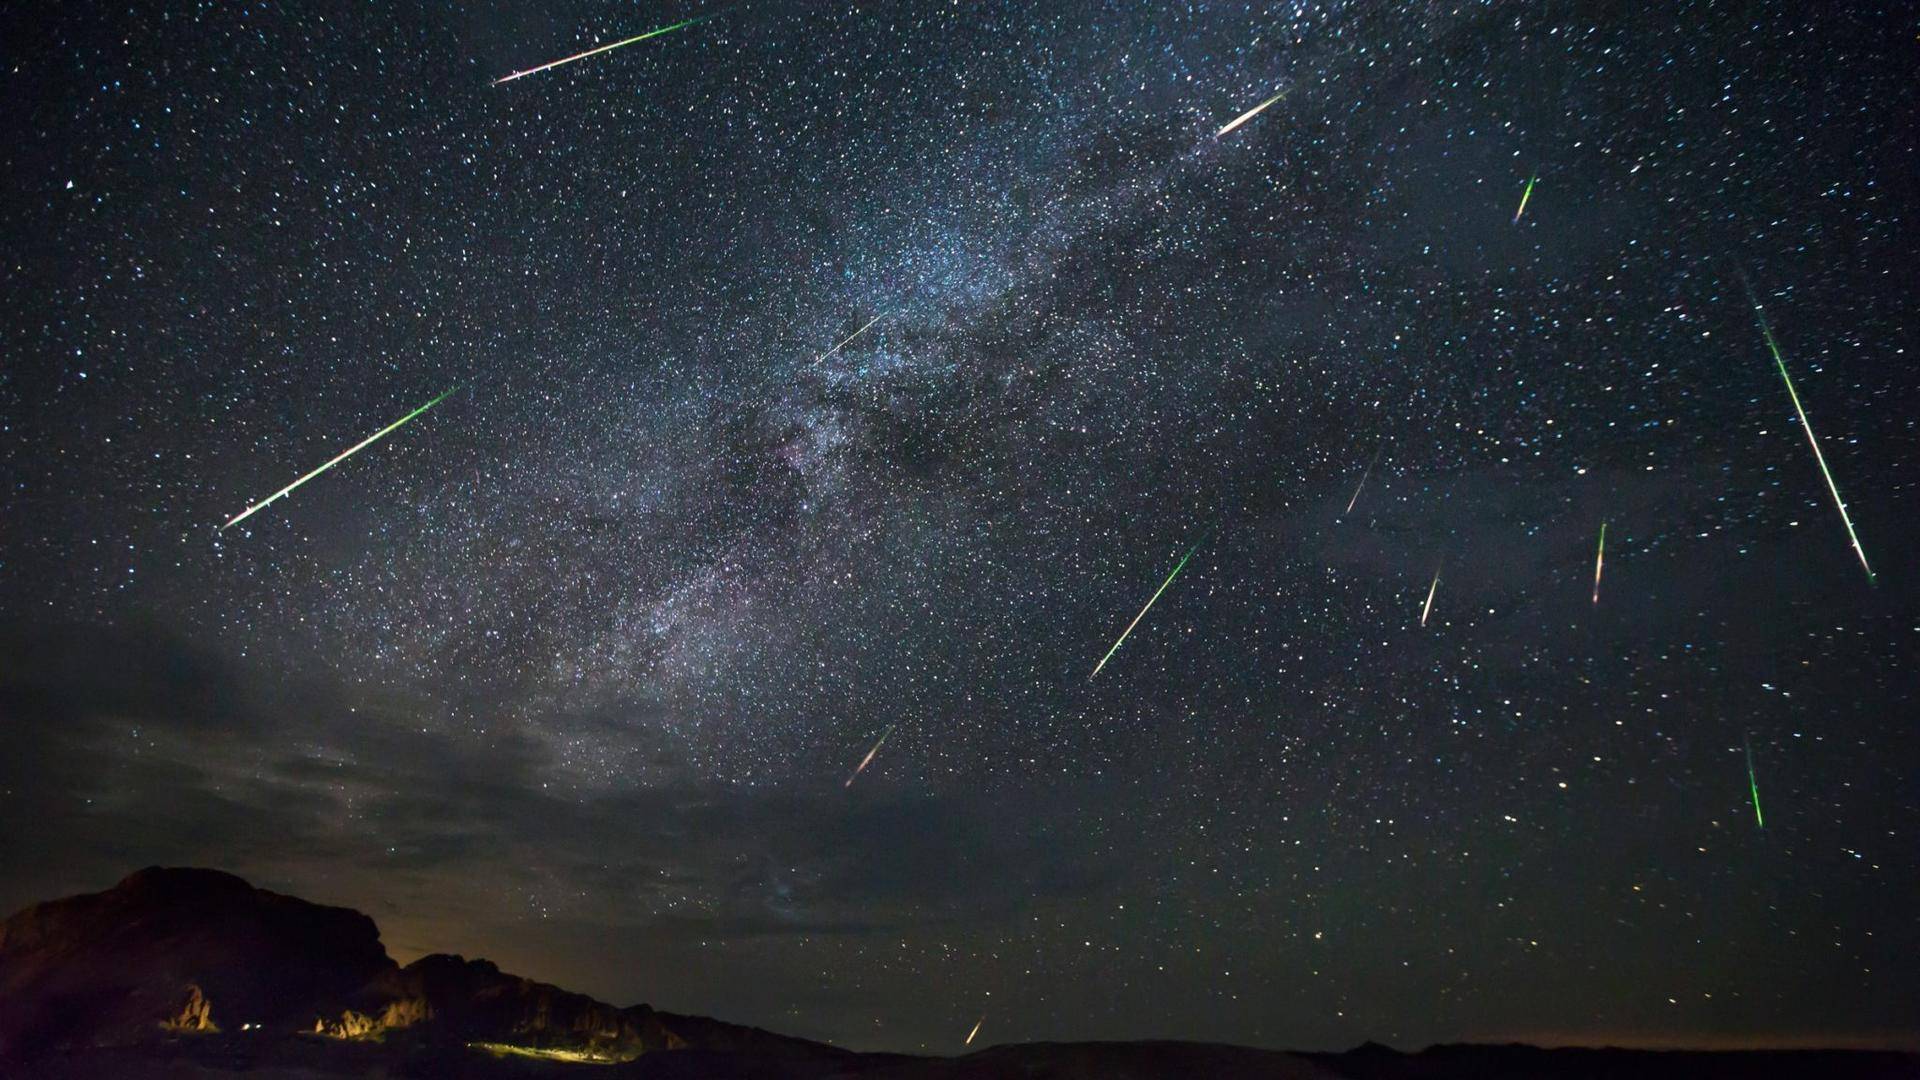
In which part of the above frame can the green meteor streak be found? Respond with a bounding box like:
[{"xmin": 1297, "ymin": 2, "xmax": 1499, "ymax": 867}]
[
  {"xmin": 1512, "ymin": 173, "xmax": 1536, "ymax": 224},
  {"xmin": 222, "ymin": 387, "xmax": 460, "ymax": 530},
  {"xmin": 1744, "ymin": 735, "xmax": 1764, "ymax": 829},
  {"xmin": 1740, "ymin": 273, "xmax": 1874, "ymax": 582},
  {"xmin": 1091, "ymin": 537, "xmax": 1205, "ymax": 679},
  {"xmin": 494, "ymin": 12, "xmax": 722, "ymax": 85}
]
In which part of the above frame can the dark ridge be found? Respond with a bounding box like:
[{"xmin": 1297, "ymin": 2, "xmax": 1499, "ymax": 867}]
[{"xmin": 4, "ymin": 869, "xmax": 1915, "ymax": 1079}]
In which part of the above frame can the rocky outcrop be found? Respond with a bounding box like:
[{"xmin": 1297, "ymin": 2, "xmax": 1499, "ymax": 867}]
[
  {"xmin": 0, "ymin": 867, "xmax": 390, "ymax": 1060},
  {"xmin": 161, "ymin": 984, "xmax": 216, "ymax": 1033},
  {"xmin": 0, "ymin": 867, "xmax": 846, "ymax": 1070},
  {"xmin": 316, "ymin": 954, "xmax": 653, "ymax": 1060},
  {"xmin": 4, "ymin": 869, "xmax": 1918, "ymax": 1079},
  {"xmin": 312, "ymin": 995, "xmax": 431, "ymax": 1039}
]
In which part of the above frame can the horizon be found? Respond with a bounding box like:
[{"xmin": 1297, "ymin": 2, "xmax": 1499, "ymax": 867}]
[{"xmin": 9, "ymin": 863, "xmax": 1920, "ymax": 1064}]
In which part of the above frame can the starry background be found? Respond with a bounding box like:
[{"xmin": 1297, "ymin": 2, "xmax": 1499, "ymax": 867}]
[{"xmin": 2, "ymin": 0, "xmax": 1917, "ymax": 1056}]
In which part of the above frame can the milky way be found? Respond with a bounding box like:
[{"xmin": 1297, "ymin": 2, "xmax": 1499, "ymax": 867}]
[{"xmin": 2, "ymin": 0, "xmax": 1916, "ymax": 1056}]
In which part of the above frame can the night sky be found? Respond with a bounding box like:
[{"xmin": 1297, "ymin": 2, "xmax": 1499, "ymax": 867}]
[{"xmin": 3, "ymin": 0, "xmax": 1917, "ymax": 1056}]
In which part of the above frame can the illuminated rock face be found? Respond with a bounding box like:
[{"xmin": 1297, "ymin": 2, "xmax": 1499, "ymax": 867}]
[
  {"xmin": 325, "ymin": 954, "xmax": 652, "ymax": 1060},
  {"xmin": 0, "ymin": 867, "xmax": 391, "ymax": 1059},
  {"xmin": 0, "ymin": 867, "xmax": 847, "ymax": 1069},
  {"xmin": 314, "ymin": 996, "xmax": 433, "ymax": 1039},
  {"xmin": 162, "ymin": 985, "xmax": 217, "ymax": 1033}
]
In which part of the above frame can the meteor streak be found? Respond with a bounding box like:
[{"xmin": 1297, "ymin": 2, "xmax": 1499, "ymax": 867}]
[
  {"xmin": 1744, "ymin": 735, "xmax": 1764, "ymax": 829},
  {"xmin": 1091, "ymin": 536, "xmax": 1206, "ymax": 678},
  {"xmin": 1512, "ymin": 173, "xmax": 1536, "ymax": 224},
  {"xmin": 1740, "ymin": 273, "xmax": 1873, "ymax": 582},
  {"xmin": 494, "ymin": 12, "xmax": 721, "ymax": 85},
  {"xmin": 808, "ymin": 312, "xmax": 887, "ymax": 370},
  {"xmin": 1216, "ymin": 87, "xmax": 1288, "ymax": 137},
  {"xmin": 1344, "ymin": 447, "xmax": 1380, "ymax": 516},
  {"xmin": 1591, "ymin": 522, "xmax": 1606, "ymax": 605},
  {"xmin": 222, "ymin": 387, "xmax": 459, "ymax": 530},
  {"xmin": 844, "ymin": 724, "xmax": 895, "ymax": 788},
  {"xmin": 965, "ymin": 1017, "xmax": 984, "ymax": 1045},
  {"xmin": 1419, "ymin": 565, "xmax": 1441, "ymax": 627}
]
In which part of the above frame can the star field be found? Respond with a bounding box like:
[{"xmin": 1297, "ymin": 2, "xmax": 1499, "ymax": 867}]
[{"xmin": 2, "ymin": 0, "xmax": 1916, "ymax": 1055}]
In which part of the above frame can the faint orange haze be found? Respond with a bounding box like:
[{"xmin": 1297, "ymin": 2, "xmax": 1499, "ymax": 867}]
[{"xmin": 1475, "ymin": 1031, "xmax": 1920, "ymax": 1053}]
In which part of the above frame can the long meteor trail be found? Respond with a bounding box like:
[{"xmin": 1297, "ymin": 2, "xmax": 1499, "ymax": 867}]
[
  {"xmin": 494, "ymin": 13, "xmax": 720, "ymax": 85},
  {"xmin": 1512, "ymin": 173, "xmax": 1536, "ymax": 224},
  {"xmin": 1419, "ymin": 565, "xmax": 1441, "ymax": 627},
  {"xmin": 965, "ymin": 1017, "xmax": 984, "ymax": 1045},
  {"xmin": 1345, "ymin": 447, "xmax": 1380, "ymax": 516},
  {"xmin": 808, "ymin": 312, "xmax": 887, "ymax": 370},
  {"xmin": 1740, "ymin": 273, "xmax": 1873, "ymax": 582},
  {"xmin": 844, "ymin": 724, "xmax": 895, "ymax": 788},
  {"xmin": 1744, "ymin": 735, "xmax": 1764, "ymax": 829},
  {"xmin": 1216, "ymin": 87, "xmax": 1288, "ymax": 137},
  {"xmin": 222, "ymin": 387, "xmax": 459, "ymax": 530},
  {"xmin": 1591, "ymin": 522, "xmax": 1607, "ymax": 605},
  {"xmin": 1091, "ymin": 537, "xmax": 1205, "ymax": 678}
]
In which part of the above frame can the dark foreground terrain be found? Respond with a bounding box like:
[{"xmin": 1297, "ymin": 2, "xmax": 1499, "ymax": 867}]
[{"xmin": 3, "ymin": 869, "xmax": 1913, "ymax": 1079}]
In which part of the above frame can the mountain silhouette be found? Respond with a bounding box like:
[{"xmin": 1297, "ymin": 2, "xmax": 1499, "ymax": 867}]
[{"xmin": 2, "ymin": 868, "xmax": 1913, "ymax": 1078}]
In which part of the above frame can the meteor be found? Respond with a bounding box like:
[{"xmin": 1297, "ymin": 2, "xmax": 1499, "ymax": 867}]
[
  {"xmin": 1744, "ymin": 734, "xmax": 1764, "ymax": 829},
  {"xmin": 1091, "ymin": 536, "xmax": 1206, "ymax": 679},
  {"xmin": 494, "ymin": 12, "xmax": 721, "ymax": 85},
  {"xmin": 1739, "ymin": 273, "xmax": 1873, "ymax": 583},
  {"xmin": 1419, "ymin": 565, "xmax": 1441, "ymax": 627},
  {"xmin": 1591, "ymin": 522, "xmax": 1606, "ymax": 605},
  {"xmin": 844, "ymin": 724, "xmax": 895, "ymax": 788},
  {"xmin": 807, "ymin": 312, "xmax": 887, "ymax": 370},
  {"xmin": 1344, "ymin": 447, "xmax": 1380, "ymax": 517},
  {"xmin": 222, "ymin": 387, "xmax": 459, "ymax": 530},
  {"xmin": 1216, "ymin": 87, "xmax": 1288, "ymax": 137},
  {"xmin": 1512, "ymin": 173, "xmax": 1536, "ymax": 224},
  {"xmin": 965, "ymin": 1017, "xmax": 984, "ymax": 1045}
]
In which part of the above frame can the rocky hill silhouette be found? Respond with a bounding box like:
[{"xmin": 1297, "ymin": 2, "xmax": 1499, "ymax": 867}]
[
  {"xmin": 0, "ymin": 867, "xmax": 851, "ymax": 1073},
  {"xmin": 2, "ymin": 868, "xmax": 1913, "ymax": 1078},
  {"xmin": 0, "ymin": 867, "xmax": 391, "ymax": 1056}
]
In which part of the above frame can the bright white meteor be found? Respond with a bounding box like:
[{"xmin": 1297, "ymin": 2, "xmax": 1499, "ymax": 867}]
[
  {"xmin": 1739, "ymin": 271, "xmax": 1873, "ymax": 583},
  {"xmin": 1419, "ymin": 565, "xmax": 1441, "ymax": 627},
  {"xmin": 1216, "ymin": 87, "xmax": 1288, "ymax": 137},
  {"xmin": 494, "ymin": 13, "xmax": 720, "ymax": 85}
]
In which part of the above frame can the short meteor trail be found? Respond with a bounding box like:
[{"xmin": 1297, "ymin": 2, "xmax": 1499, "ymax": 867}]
[
  {"xmin": 1591, "ymin": 522, "xmax": 1607, "ymax": 605},
  {"xmin": 222, "ymin": 387, "xmax": 460, "ymax": 530},
  {"xmin": 1216, "ymin": 87, "xmax": 1288, "ymax": 137},
  {"xmin": 1512, "ymin": 173, "xmax": 1536, "ymax": 224},
  {"xmin": 1091, "ymin": 536, "xmax": 1206, "ymax": 679},
  {"xmin": 844, "ymin": 724, "xmax": 895, "ymax": 788},
  {"xmin": 1419, "ymin": 565, "xmax": 1441, "ymax": 627},
  {"xmin": 808, "ymin": 312, "xmax": 887, "ymax": 370},
  {"xmin": 1344, "ymin": 447, "xmax": 1380, "ymax": 516},
  {"xmin": 494, "ymin": 12, "xmax": 721, "ymax": 85},
  {"xmin": 1740, "ymin": 272, "xmax": 1873, "ymax": 582},
  {"xmin": 965, "ymin": 1017, "xmax": 984, "ymax": 1045},
  {"xmin": 1744, "ymin": 735, "xmax": 1764, "ymax": 829}
]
